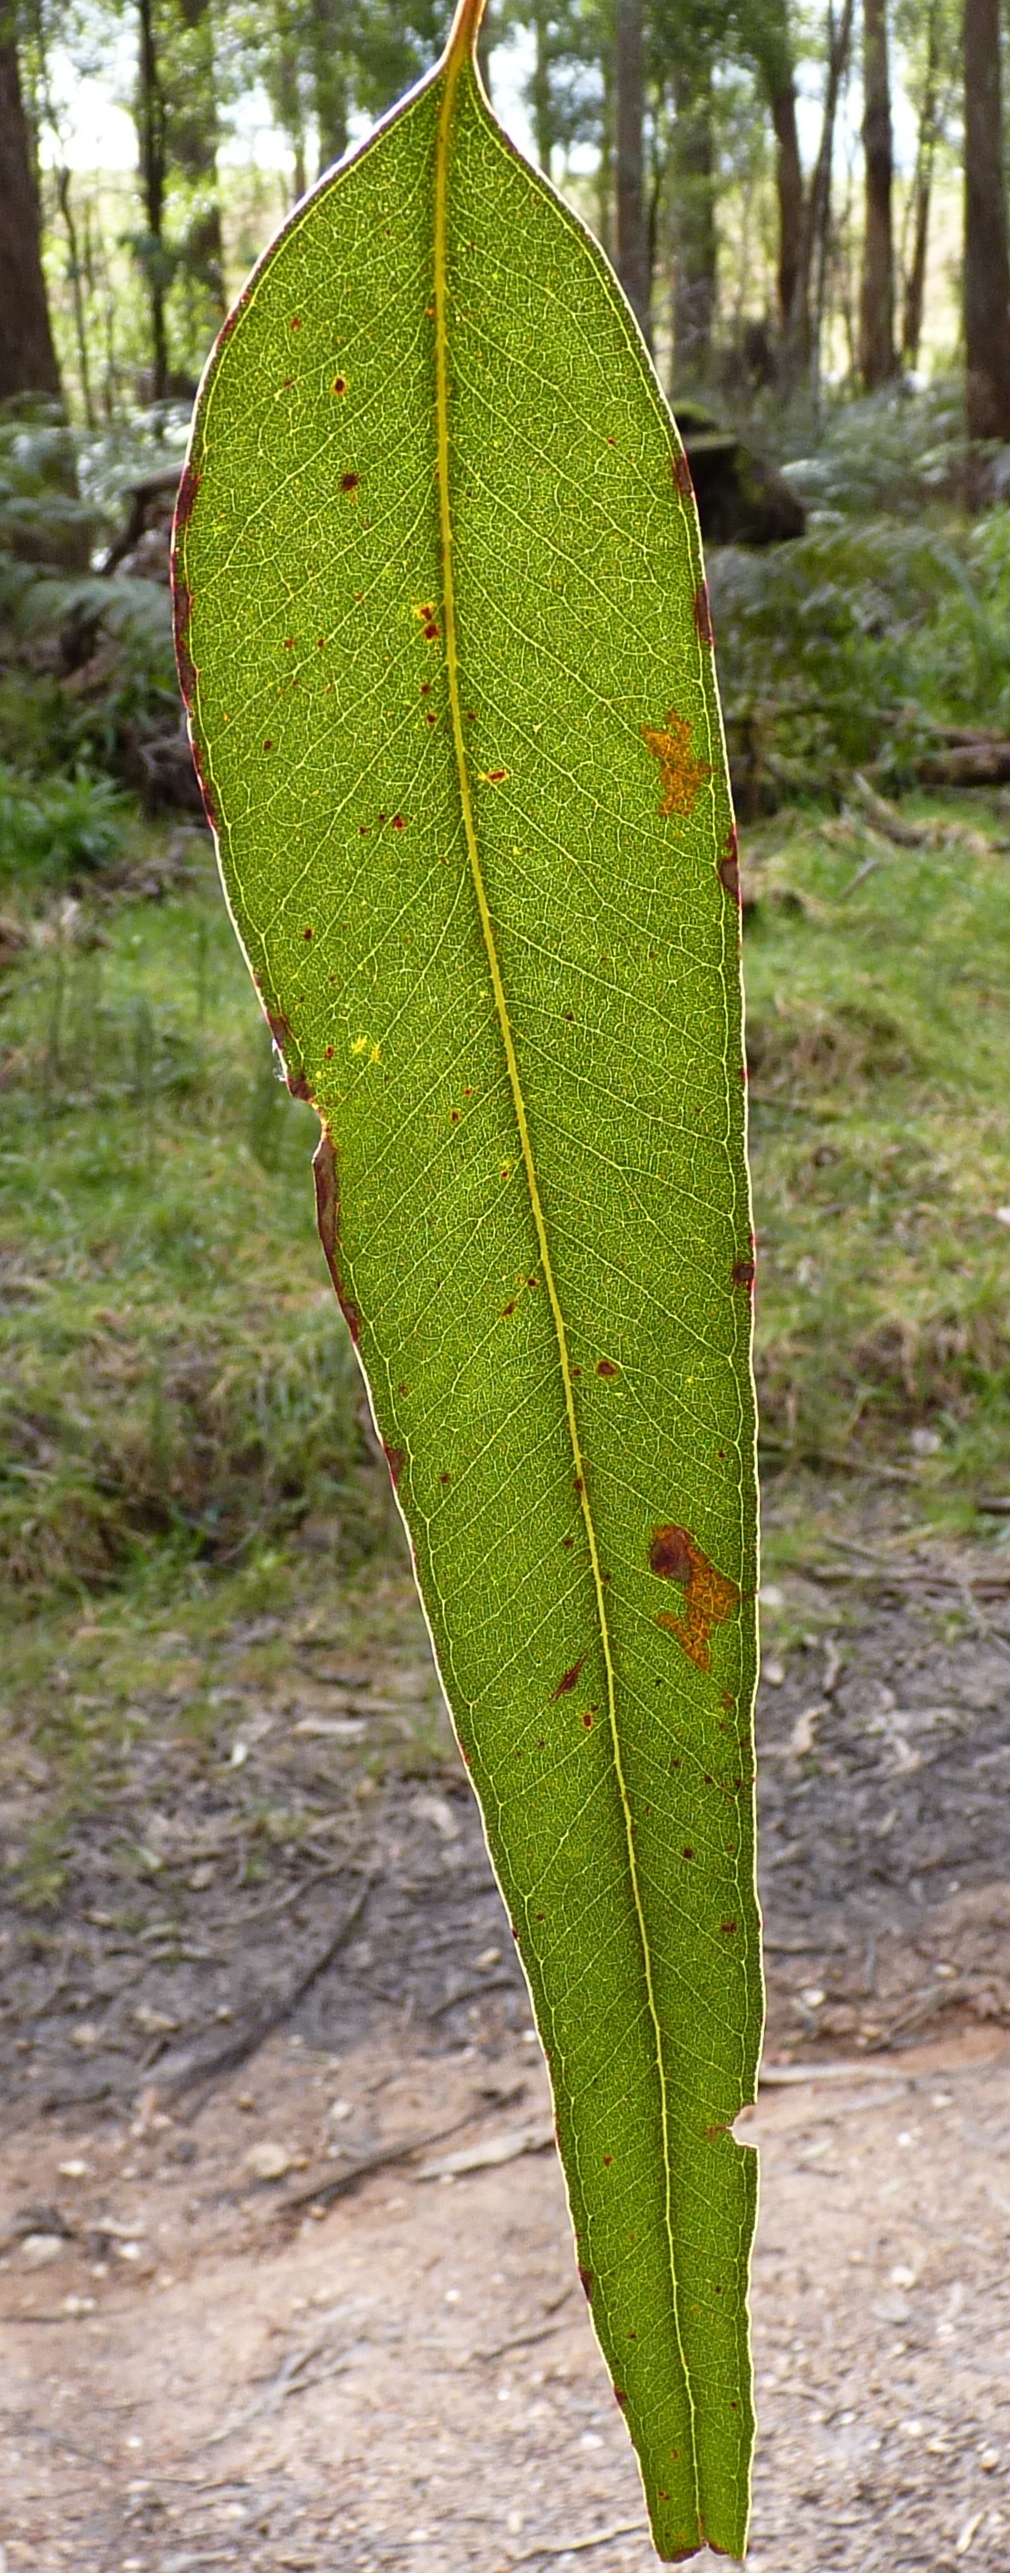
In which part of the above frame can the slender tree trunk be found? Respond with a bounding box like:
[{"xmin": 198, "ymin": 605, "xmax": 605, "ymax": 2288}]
[
  {"xmin": 671, "ymin": 65, "xmax": 716, "ymax": 382},
  {"xmin": 531, "ymin": 0, "xmax": 553, "ymax": 173},
  {"xmin": 597, "ymin": 39, "xmax": 614, "ymax": 255},
  {"xmin": 963, "ymin": 0, "xmax": 1010, "ymax": 441},
  {"xmin": 309, "ymin": 0, "xmax": 348, "ymax": 174},
  {"xmin": 858, "ymin": 0, "xmax": 896, "ymax": 385},
  {"xmin": 56, "ymin": 165, "xmax": 95, "ymax": 425},
  {"xmin": 901, "ymin": 2, "xmax": 940, "ymax": 367},
  {"xmin": 788, "ymin": 0, "xmax": 854, "ymax": 379},
  {"xmin": 770, "ymin": 77, "xmax": 803, "ymax": 336},
  {"xmin": 476, "ymin": 1, "xmax": 493, "ymax": 103},
  {"xmin": 175, "ymin": 0, "xmax": 225, "ymax": 315},
  {"xmin": 614, "ymin": 0, "xmax": 651, "ymax": 343},
  {"xmin": 0, "ymin": 36, "xmax": 62, "ymax": 401},
  {"xmin": 136, "ymin": 0, "xmax": 170, "ymax": 400},
  {"xmin": 270, "ymin": 0, "xmax": 307, "ymax": 207}
]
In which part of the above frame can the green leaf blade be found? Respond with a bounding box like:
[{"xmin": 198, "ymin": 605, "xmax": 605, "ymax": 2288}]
[{"xmin": 175, "ymin": 29, "xmax": 761, "ymax": 2559}]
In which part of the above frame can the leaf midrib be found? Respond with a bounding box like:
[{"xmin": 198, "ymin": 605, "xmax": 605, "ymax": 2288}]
[{"xmin": 433, "ymin": 0, "xmax": 698, "ymax": 2500}]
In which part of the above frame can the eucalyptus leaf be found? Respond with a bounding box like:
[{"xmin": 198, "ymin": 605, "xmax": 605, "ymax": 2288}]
[{"xmin": 173, "ymin": 0, "xmax": 761, "ymax": 2553}]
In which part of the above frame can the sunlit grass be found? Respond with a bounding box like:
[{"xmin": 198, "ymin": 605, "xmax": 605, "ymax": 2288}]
[{"xmin": 743, "ymin": 792, "xmax": 1010, "ymax": 1527}]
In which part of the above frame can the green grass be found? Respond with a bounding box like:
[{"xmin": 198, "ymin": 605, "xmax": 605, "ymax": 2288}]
[
  {"xmin": 0, "ymin": 840, "xmax": 382, "ymax": 1605},
  {"xmin": 2, "ymin": 800, "xmax": 1010, "ymax": 1896},
  {"xmin": 743, "ymin": 793, "xmax": 1010, "ymax": 1523},
  {"xmin": 3, "ymin": 798, "xmax": 1008, "ymax": 1590}
]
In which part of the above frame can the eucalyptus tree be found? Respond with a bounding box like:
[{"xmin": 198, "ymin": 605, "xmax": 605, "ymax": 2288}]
[{"xmin": 0, "ymin": 9, "xmax": 63, "ymax": 401}]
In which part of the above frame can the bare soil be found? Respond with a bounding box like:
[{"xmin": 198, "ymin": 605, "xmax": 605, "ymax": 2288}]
[{"xmin": 2, "ymin": 1534, "xmax": 1010, "ymax": 2570}]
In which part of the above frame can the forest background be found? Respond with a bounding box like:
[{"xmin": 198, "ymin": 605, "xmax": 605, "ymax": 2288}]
[{"xmin": 2, "ymin": 0, "xmax": 1010, "ymax": 1774}]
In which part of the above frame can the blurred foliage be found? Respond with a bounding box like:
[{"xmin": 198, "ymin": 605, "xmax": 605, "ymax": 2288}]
[
  {"xmin": 743, "ymin": 799, "xmax": 1010, "ymax": 1516},
  {"xmin": 0, "ymin": 404, "xmax": 183, "ymax": 810},
  {"xmin": 0, "ymin": 763, "xmax": 128, "ymax": 886},
  {"xmin": 0, "ymin": 857, "xmax": 384, "ymax": 1606},
  {"xmin": 709, "ymin": 390, "xmax": 1010, "ymax": 799}
]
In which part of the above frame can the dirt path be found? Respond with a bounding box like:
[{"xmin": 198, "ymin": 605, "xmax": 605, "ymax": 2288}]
[
  {"xmin": 2, "ymin": 2022, "xmax": 1009, "ymax": 2571},
  {"xmin": 2, "ymin": 1539, "xmax": 1010, "ymax": 2569}
]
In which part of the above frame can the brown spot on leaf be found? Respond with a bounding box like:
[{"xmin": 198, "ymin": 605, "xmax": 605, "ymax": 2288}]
[
  {"xmin": 341, "ymin": 472, "xmax": 359, "ymax": 492},
  {"xmin": 718, "ymin": 826, "xmax": 742, "ymax": 906},
  {"xmin": 174, "ymin": 462, "xmax": 200, "ymax": 535},
  {"xmin": 640, "ymin": 709, "xmax": 711, "ymax": 819},
  {"xmin": 215, "ymin": 294, "xmax": 246, "ymax": 349},
  {"xmin": 651, "ymin": 1525, "xmax": 739, "ymax": 1673},
  {"xmin": 383, "ymin": 1444, "xmax": 404, "ymax": 1489},
  {"xmin": 333, "ymin": 375, "xmax": 347, "ymax": 394},
  {"xmin": 172, "ymin": 579, "xmax": 196, "ymax": 709},
  {"xmin": 289, "ymin": 315, "xmax": 302, "ymax": 329},
  {"xmin": 721, "ymin": 1919, "xmax": 737, "ymax": 1935},
  {"xmin": 694, "ymin": 580, "xmax": 715, "ymax": 644},
  {"xmin": 578, "ymin": 2267, "xmax": 593, "ymax": 2300},
  {"xmin": 313, "ymin": 1131, "xmax": 361, "ymax": 1345},
  {"xmin": 596, "ymin": 1358, "xmax": 618, "ymax": 1378},
  {"xmin": 672, "ymin": 451, "xmax": 694, "ymax": 501},
  {"xmin": 649, "ymin": 1525, "xmax": 693, "ymax": 1584},
  {"xmin": 553, "ymin": 1656, "xmax": 586, "ymax": 1699},
  {"xmin": 733, "ymin": 1256, "xmax": 755, "ymax": 1291},
  {"xmin": 424, "ymin": 621, "xmax": 440, "ymax": 641},
  {"xmin": 613, "ymin": 2387, "xmax": 627, "ymax": 2409},
  {"xmin": 189, "ymin": 737, "xmax": 217, "ymax": 831}
]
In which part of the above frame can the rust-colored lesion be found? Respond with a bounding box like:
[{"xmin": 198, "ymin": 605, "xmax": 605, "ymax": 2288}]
[
  {"xmin": 717, "ymin": 822, "xmax": 741, "ymax": 905},
  {"xmin": 650, "ymin": 1523, "xmax": 739, "ymax": 1674},
  {"xmin": 552, "ymin": 1654, "xmax": 586, "ymax": 1699},
  {"xmin": 313, "ymin": 1130, "xmax": 362, "ymax": 1346},
  {"xmin": 640, "ymin": 709, "xmax": 711, "ymax": 819}
]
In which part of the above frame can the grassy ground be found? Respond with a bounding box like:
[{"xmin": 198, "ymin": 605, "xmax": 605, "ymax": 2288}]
[
  {"xmin": 1, "ymin": 797, "xmax": 1009, "ymax": 1899},
  {"xmin": 742, "ymin": 791, "xmax": 1010, "ymax": 1514}
]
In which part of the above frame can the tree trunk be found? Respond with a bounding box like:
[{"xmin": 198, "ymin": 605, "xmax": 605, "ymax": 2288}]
[
  {"xmin": 136, "ymin": 0, "xmax": 170, "ymax": 401},
  {"xmin": 309, "ymin": 0, "xmax": 348, "ymax": 174},
  {"xmin": 0, "ymin": 37, "xmax": 62, "ymax": 402},
  {"xmin": 770, "ymin": 77, "xmax": 803, "ymax": 337},
  {"xmin": 788, "ymin": 0, "xmax": 854, "ymax": 381},
  {"xmin": 56, "ymin": 165, "xmax": 95, "ymax": 425},
  {"xmin": 672, "ymin": 65, "xmax": 716, "ymax": 383},
  {"xmin": 530, "ymin": 0, "xmax": 553, "ymax": 174},
  {"xmin": 963, "ymin": 0, "xmax": 1010, "ymax": 440},
  {"xmin": 174, "ymin": 0, "xmax": 225, "ymax": 316},
  {"xmin": 614, "ymin": 0, "xmax": 651, "ymax": 344},
  {"xmin": 476, "ymin": 1, "xmax": 493, "ymax": 104},
  {"xmin": 901, "ymin": 10, "xmax": 939, "ymax": 368},
  {"xmin": 859, "ymin": 0, "xmax": 896, "ymax": 385}
]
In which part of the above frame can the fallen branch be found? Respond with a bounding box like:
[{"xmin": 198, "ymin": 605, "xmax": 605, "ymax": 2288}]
[
  {"xmin": 513, "ymin": 2520, "xmax": 648, "ymax": 2564},
  {"xmin": 151, "ymin": 1867, "xmax": 375, "ymax": 2108},
  {"xmin": 850, "ymin": 773, "xmax": 931, "ymax": 846},
  {"xmin": 279, "ymin": 2110, "xmax": 474, "ymax": 2213},
  {"xmin": 416, "ymin": 2118, "xmax": 554, "ymax": 2179}
]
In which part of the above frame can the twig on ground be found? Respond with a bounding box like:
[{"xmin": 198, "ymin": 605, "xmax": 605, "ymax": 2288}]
[
  {"xmin": 513, "ymin": 2520, "xmax": 648, "ymax": 2563},
  {"xmin": 279, "ymin": 2110, "xmax": 475, "ymax": 2212},
  {"xmin": 153, "ymin": 1866, "xmax": 376, "ymax": 2111},
  {"xmin": 416, "ymin": 2119, "xmax": 554, "ymax": 2179}
]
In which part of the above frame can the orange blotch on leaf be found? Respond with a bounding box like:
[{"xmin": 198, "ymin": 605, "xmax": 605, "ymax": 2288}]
[
  {"xmin": 640, "ymin": 709, "xmax": 711, "ymax": 819},
  {"xmin": 650, "ymin": 1524, "xmax": 739, "ymax": 1674}
]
